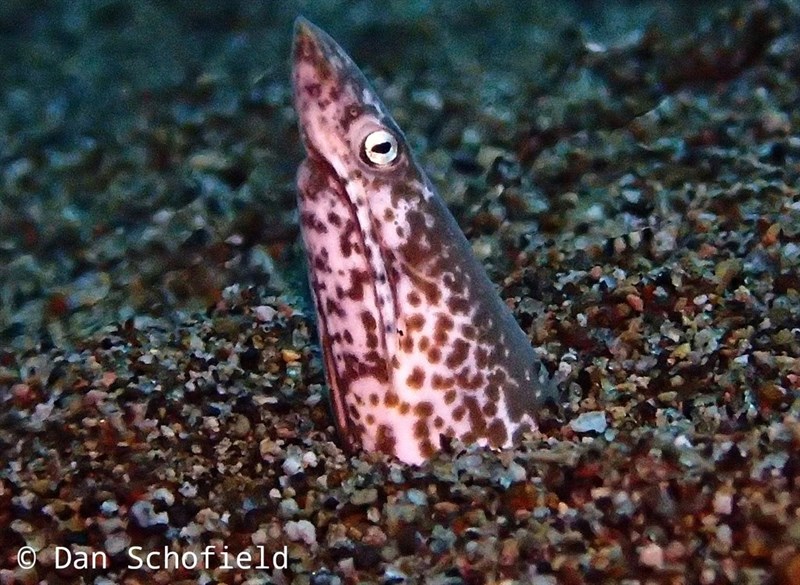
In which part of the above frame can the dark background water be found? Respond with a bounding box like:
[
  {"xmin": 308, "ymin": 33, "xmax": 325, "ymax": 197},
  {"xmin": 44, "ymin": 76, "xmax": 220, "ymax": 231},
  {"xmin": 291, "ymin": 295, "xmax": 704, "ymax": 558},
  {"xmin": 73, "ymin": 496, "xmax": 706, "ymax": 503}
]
[
  {"xmin": 0, "ymin": 0, "xmax": 775, "ymax": 347},
  {"xmin": 0, "ymin": 0, "xmax": 723, "ymax": 149}
]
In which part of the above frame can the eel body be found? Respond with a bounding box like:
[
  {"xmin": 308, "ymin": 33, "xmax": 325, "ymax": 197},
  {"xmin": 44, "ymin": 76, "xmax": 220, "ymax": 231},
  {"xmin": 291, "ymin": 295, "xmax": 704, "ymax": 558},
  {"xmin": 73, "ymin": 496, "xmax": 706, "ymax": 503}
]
[{"xmin": 292, "ymin": 17, "xmax": 554, "ymax": 464}]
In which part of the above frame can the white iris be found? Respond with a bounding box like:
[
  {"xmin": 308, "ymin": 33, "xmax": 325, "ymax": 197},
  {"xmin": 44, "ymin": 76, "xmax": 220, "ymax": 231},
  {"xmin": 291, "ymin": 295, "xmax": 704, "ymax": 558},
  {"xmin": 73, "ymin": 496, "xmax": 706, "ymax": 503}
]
[{"xmin": 363, "ymin": 130, "xmax": 398, "ymax": 166}]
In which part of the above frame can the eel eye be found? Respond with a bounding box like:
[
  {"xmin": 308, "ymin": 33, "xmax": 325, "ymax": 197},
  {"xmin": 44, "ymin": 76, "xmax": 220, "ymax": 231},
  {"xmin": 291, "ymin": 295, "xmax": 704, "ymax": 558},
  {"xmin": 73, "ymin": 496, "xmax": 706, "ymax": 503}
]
[{"xmin": 362, "ymin": 130, "xmax": 399, "ymax": 166}]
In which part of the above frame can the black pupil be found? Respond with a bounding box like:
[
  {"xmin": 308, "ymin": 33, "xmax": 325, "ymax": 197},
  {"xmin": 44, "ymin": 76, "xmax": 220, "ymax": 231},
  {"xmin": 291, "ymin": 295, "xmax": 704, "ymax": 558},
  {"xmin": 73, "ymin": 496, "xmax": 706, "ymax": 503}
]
[{"xmin": 372, "ymin": 141, "xmax": 391, "ymax": 154}]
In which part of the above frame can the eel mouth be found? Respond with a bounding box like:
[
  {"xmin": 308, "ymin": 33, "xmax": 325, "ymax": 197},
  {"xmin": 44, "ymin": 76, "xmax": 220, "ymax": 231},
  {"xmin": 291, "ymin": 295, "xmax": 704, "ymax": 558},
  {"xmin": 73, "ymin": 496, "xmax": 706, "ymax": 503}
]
[
  {"xmin": 293, "ymin": 17, "xmax": 328, "ymax": 59},
  {"xmin": 291, "ymin": 17, "xmax": 343, "ymax": 128},
  {"xmin": 291, "ymin": 18, "xmax": 351, "ymax": 191}
]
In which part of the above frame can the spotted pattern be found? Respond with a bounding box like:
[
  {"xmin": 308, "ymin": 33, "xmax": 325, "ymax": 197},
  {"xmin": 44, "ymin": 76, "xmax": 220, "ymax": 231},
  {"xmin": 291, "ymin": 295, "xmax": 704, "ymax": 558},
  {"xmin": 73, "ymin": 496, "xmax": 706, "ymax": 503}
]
[{"xmin": 292, "ymin": 18, "xmax": 555, "ymax": 464}]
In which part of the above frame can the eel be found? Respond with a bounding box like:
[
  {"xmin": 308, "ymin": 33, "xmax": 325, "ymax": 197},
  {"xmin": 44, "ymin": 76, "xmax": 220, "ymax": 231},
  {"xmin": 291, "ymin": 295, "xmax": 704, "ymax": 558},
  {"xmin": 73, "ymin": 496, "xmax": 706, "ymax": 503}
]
[{"xmin": 292, "ymin": 17, "xmax": 555, "ymax": 464}]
